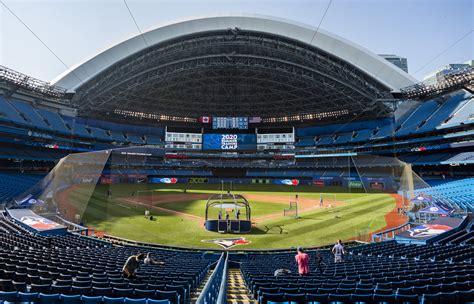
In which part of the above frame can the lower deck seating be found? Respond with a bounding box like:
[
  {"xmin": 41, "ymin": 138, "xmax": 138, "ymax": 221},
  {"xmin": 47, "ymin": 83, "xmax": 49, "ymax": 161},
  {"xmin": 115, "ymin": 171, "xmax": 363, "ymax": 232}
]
[
  {"xmin": 240, "ymin": 241, "xmax": 474, "ymax": 303},
  {"xmin": 437, "ymin": 219, "xmax": 474, "ymax": 245},
  {"xmin": 0, "ymin": 219, "xmax": 215, "ymax": 304}
]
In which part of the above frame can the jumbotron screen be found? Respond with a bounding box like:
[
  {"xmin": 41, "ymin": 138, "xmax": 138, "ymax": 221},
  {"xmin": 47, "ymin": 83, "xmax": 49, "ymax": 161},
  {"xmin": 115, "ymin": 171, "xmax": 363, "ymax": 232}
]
[{"xmin": 202, "ymin": 134, "xmax": 257, "ymax": 150}]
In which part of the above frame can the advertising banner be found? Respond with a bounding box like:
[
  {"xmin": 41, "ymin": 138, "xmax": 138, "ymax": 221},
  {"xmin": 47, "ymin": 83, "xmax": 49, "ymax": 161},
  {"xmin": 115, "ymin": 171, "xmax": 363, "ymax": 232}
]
[
  {"xmin": 273, "ymin": 179, "xmax": 300, "ymax": 186},
  {"xmin": 188, "ymin": 177, "xmax": 209, "ymax": 184},
  {"xmin": 252, "ymin": 179, "xmax": 271, "ymax": 184},
  {"xmin": 369, "ymin": 182, "xmax": 385, "ymax": 189},
  {"xmin": 100, "ymin": 177, "xmax": 112, "ymax": 184},
  {"xmin": 313, "ymin": 180, "xmax": 325, "ymax": 187},
  {"xmin": 149, "ymin": 177, "xmax": 178, "ymax": 184},
  {"xmin": 349, "ymin": 181, "xmax": 363, "ymax": 188}
]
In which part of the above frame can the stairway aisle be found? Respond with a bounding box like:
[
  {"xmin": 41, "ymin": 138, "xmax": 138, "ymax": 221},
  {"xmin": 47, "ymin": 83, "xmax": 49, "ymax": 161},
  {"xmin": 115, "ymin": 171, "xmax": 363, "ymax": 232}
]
[
  {"xmin": 190, "ymin": 270, "xmax": 212, "ymax": 303},
  {"xmin": 227, "ymin": 268, "xmax": 256, "ymax": 304}
]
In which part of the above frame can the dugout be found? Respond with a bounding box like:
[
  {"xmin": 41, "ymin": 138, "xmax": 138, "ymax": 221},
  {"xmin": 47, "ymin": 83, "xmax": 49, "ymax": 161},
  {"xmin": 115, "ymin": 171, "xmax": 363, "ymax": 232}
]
[{"xmin": 204, "ymin": 194, "xmax": 251, "ymax": 233}]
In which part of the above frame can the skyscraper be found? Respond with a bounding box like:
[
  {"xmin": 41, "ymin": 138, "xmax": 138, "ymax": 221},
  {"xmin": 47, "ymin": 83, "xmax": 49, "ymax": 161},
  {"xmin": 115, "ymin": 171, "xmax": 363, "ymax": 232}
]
[{"xmin": 379, "ymin": 54, "xmax": 409, "ymax": 73}]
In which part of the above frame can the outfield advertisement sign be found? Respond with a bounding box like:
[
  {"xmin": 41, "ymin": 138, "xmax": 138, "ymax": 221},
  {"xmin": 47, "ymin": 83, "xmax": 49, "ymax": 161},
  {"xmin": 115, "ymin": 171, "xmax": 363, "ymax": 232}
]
[
  {"xmin": 313, "ymin": 180, "xmax": 325, "ymax": 187},
  {"xmin": 369, "ymin": 182, "xmax": 385, "ymax": 189},
  {"xmin": 99, "ymin": 174, "xmax": 147, "ymax": 184},
  {"xmin": 349, "ymin": 181, "xmax": 363, "ymax": 188},
  {"xmin": 252, "ymin": 179, "xmax": 271, "ymax": 184},
  {"xmin": 273, "ymin": 179, "xmax": 300, "ymax": 186},
  {"xmin": 188, "ymin": 177, "xmax": 209, "ymax": 184},
  {"xmin": 202, "ymin": 134, "xmax": 256, "ymax": 150},
  {"xmin": 149, "ymin": 177, "xmax": 178, "ymax": 184}
]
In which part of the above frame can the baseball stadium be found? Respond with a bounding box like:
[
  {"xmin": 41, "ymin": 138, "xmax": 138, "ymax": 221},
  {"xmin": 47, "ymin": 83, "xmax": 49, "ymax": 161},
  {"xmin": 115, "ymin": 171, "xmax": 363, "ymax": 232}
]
[{"xmin": 0, "ymin": 3, "xmax": 473, "ymax": 304}]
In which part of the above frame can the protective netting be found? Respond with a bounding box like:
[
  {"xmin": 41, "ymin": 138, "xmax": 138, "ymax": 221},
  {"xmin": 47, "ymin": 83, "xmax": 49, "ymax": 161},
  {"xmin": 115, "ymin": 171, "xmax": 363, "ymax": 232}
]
[{"xmin": 13, "ymin": 147, "xmax": 438, "ymax": 243}]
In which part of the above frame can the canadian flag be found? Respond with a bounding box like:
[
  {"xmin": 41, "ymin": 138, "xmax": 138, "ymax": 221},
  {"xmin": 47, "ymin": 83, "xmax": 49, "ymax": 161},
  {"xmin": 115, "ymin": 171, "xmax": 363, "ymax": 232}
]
[{"xmin": 199, "ymin": 116, "xmax": 211, "ymax": 123}]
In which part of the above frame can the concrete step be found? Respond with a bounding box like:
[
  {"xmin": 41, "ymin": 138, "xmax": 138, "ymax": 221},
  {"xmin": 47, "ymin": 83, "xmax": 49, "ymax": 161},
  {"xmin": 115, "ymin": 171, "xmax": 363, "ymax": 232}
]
[{"xmin": 227, "ymin": 268, "xmax": 256, "ymax": 304}]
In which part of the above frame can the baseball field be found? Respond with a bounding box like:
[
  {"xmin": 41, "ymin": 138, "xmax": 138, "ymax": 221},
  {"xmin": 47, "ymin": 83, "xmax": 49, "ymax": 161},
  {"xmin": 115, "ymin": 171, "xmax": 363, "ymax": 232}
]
[{"xmin": 58, "ymin": 183, "xmax": 406, "ymax": 249}]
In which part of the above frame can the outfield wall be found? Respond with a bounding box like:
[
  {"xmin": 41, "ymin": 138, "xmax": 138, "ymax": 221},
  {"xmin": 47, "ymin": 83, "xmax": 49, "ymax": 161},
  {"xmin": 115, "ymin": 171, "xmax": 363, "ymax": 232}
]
[{"xmin": 94, "ymin": 175, "xmax": 397, "ymax": 192}]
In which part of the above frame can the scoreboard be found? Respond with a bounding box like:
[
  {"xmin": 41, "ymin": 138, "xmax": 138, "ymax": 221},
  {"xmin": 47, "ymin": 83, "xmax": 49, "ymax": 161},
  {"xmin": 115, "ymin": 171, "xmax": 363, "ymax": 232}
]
[{"xmin": 212, "ymin": 117, "xmax": 248, "ymax": 129}]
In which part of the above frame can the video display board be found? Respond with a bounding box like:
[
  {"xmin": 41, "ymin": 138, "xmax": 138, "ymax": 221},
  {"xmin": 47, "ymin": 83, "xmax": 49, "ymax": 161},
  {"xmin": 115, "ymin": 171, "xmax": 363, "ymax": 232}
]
[
  {"xmin": 202, "ymin": 134, "xmax": 256, "ymax": 150},
  {"xmin": 212, "ymin": 117, "xmax": 248, "ymax": 129}
]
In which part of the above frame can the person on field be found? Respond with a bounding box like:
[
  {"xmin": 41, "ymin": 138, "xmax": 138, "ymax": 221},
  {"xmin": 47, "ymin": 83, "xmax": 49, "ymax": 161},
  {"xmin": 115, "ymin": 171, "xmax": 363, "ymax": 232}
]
[
  {"xmin": 332, "ymin": 240, "xmax": 345, "ymax": 263},
  {"xmin": 122, "ymin": 253, "xmax": 145, "ymax": 279},
  {"xmin": 295, "ymin": 247, "xmax": 310, "ymax": 275},
  {"xmin": 144, "ymin": 253, "xmax": 165, "ymax": 266}
]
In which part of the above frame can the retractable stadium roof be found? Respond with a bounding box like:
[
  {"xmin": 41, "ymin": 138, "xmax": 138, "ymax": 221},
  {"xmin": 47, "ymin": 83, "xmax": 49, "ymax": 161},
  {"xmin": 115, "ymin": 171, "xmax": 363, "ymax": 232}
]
[{"xmin": 52, "ymin": 14, "xmax": 416, "ymax": 122}]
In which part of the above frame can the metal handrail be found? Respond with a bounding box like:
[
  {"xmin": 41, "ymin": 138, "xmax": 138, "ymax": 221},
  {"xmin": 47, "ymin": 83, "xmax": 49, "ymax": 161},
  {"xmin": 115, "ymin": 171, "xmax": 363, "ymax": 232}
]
[
  {"xmin": 196, "ymin": 252, "xmax": 226, "ymax": 304},
  {"xmin": 216, "ymin": 253, "xmax": 229, "ymax": 304}
]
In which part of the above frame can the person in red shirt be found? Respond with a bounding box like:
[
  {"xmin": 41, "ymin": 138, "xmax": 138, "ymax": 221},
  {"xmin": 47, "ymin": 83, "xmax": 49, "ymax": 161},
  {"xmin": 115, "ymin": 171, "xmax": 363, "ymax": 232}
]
[{"xmin": 295, "ymin": 247, "xmax": 310, "ymax": 275}]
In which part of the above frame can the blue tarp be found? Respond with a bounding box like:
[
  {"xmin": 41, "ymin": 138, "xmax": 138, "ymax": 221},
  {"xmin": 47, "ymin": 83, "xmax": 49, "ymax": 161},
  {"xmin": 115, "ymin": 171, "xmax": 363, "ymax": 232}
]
[{"xmin": 419, "ymin": 203, "xmax": 454, "ymax": 215}]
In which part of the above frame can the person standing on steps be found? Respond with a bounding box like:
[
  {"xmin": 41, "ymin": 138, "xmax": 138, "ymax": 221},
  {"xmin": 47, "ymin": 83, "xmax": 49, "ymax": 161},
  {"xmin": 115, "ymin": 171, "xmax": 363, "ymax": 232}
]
[
  {"xmin": 295, "ymin": 247, "xmax": 310, "ymax": 276},
  {"xmin": 332, "ymin": 240, "xmax": 345, "ymax": 263}
]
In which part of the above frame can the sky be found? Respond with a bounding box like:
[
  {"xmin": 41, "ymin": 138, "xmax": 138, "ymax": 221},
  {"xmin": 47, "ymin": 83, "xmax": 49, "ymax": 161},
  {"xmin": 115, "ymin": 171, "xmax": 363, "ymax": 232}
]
[{"xmin": 0, "ymin": 0, "xmax": 472, "ymax": 84}]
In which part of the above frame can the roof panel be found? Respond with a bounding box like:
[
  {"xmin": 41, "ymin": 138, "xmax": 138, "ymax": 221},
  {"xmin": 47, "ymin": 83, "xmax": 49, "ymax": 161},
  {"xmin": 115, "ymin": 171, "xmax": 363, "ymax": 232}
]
[{"xmin": 52, "ymin": 14, "xmax": 416, "ymax": 92}]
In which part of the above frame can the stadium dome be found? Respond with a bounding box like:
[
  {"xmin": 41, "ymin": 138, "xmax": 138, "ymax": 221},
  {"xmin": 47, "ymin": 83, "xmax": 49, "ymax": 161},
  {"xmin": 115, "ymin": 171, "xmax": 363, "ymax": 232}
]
[{"xmin": 52, "ymin": 14, "xmax": 416, "ymax": 120}]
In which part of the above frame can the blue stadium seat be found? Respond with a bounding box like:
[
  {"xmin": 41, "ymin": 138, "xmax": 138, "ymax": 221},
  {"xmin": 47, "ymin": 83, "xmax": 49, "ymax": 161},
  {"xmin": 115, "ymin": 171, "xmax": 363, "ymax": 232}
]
[
  {"xmin": 112, "ymin": 288, "xmax": 133, "ymax": 297},
  {"xmin": 93, "ymin": 286, "xmax": 113, "ymax": 297},
  {"xmin": 0, "ymin": 291, "xmax": 17, "ymax": 302},
  {"xmin": 89, "ymin": 127, "xmax": 112, "ymax": 141},
  {"xmin": 134, "ymin": 289, "xmax": 155, "ymax": 299},
  {"xmin": 305, "ymin": 293, "xmax": 329, "ymax": 303},
  {"xmin": 81, "ymin": 295, "xmax": 103, "ymax": 304},
  {"xmin": 37, "ymin": 108, "xmax": 72, "ymax": 134},
  {"xmin": 39, "ymin": 292, "xmax": 61, "ymax": 304},
  {"xmin": 350, "ymin": 293, "xmax": 373, "ymax": 303},
  {"xmin": 328, "ymin": 293, "xmax": 351, "ymax": 303},
  {"xmin": 395, "ymin": 293, "xmax": 418, "ymax": 303},
  {"xmin": 103, "ymin": 296, "xmax": 126, "ymax": 303},
  {"xmin": 155, "ymin": 290, "xmax": 179, "ymax": 303},
  {"xmin": 10, "ymin": 99, "xmax": 52, "ymax": 130},
  {"xmin": 416, "ymin": 93, "xmax": 471, "ymax": 133},
  {"xmin": 60, "ymin": 294, "xmax": 82, "ymax": 304},
  {"xmin": 0, "ymin": 97, "xmax": 30, "ymax": 126},
  {"xmin": 17, "ymin": 292, "xmax": 39, "ymax": 302},
  {"xmin": 455, "ymin": 290, "xmax": 474, "ymax": 303},
  {"xmin": 396, "ymin": 100, "xmax": 439, "ymax": 137},
  {"xmin": 440, "ymin": 97, "xmax": 474, "ymax": 128},
  {"xmin": 285, "ymin": 293, "xmax": 305, "ymax": 303},
  {"xmin": 260, "ymin": 292, "xmax": 285, "ymax": 304},
  {"xmin": 125, "ymin": 134, "xmax": 144, "ymax": 144},
  {"xmin": 124, "ymin": 298, "xmax": 147, "ymax": 304},
  {"xmin": 12, "ymin": 281, "xmax": 27, "ymax": 292},
  {"xmin": 145, "ymin": 135, "xmax": 163, "ymax": 145},
  {"xmin": 147, "ymin": 299, "xmax": 170, "ymax": 304}
]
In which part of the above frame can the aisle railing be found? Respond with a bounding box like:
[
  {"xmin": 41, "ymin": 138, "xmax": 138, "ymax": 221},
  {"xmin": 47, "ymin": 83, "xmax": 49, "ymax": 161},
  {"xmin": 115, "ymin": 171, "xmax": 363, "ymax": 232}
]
[{"xmin": 196, "ymin": 252, "xmax": 228, "ymax": 304}]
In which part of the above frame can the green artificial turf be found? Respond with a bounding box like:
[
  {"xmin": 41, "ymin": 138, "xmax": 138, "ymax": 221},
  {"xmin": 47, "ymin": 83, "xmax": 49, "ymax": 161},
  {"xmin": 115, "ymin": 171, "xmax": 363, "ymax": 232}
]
[
  {"xmin": 65, "ymin": 184, "xmax": 395, "ymax": 249},
  {"xmin": 158, "ymin": 199, "xmax": 286, "ymax": 218}
]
